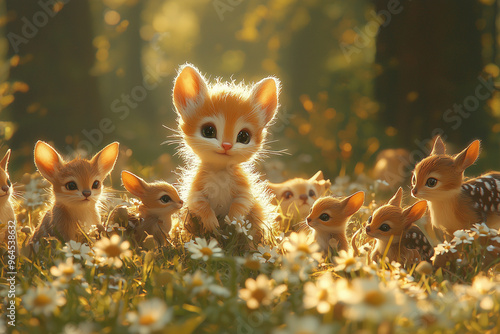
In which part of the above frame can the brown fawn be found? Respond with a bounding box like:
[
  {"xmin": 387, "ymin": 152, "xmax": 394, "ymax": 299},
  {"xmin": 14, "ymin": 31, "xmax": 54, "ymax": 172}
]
[
  {"xmin": 364, "ymin": 187, "xmax": 432, "ymax": 265},
  {"xmin": 412, "ymin": 136, "xmax": 500, "ymax": 238},
  {"xmin": 306, "ymin": 191, "xmax": 365, "ymax": 253},
  {"xmin": 120, "ymin": 171, "xmax": 183, "ymax": 247},
  {"xmin": 30, "ymin": 141, "xmax": 119, "ymax": 244}
]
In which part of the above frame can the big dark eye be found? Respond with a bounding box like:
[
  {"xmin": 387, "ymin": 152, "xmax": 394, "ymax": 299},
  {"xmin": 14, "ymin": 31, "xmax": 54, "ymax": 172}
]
[
  {"xmin": 160, "ymin": 195, "xmax": 172, "ymax": 203},
  {"xmin": 319, "ymin": 213, "xmax": 330, "ymax": 221},
  {"xmin": 6, "ymin": 179, "xmax": 11, "ymax": 187},
  {"xmin": 237, "ymin": 130, "xmax": 251, "ymax": 144},
  {"xmin": 379, "ymin": 223, "xmax": 390, "ymax": 232},
  {"xmin": 425, "ymin": 178, "xmax": 437, "ymax": 188},
  {"xmin": 367, "ymin": 216, "xmax": 372, "ymax": 224},
  {"xmin": 65, "ymin": 181, "xmax": 78, "ymax": 191},
  {"xmin": 201, "ymin": 124, "xmax": 217, "ymax": 138},
  {"xmin": 308, "ymin": 189, "xmax": 316, "ymax": 197},
  {"xmin": 283, "ymin": 191, "xmax": 293, "ymax": 199},
  {"xmin": 92, "ymin": 180, "xmax": 100, "ymax": 189}
]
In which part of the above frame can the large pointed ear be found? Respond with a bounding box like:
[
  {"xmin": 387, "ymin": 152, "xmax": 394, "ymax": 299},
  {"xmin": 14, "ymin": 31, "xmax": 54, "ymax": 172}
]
[
  {"xmin": 91, "ymin": 142, "xmax": 119, "ymax": 176},
  {"xmin": 0, "ymin": 149, "xmax": 11, "ymax": 171},
  {"xmin": 342, "ymin": 191, "xmax": 365, "ymax": 216},
  {"xmin": 309, "ymin": 170, "xmax": 324, "ymax": 182},
  {"xmin": 430, "ymin": 136, "xmax": 446, "ymax": 155},
  {"xmin": 173, "ymin": 64, "xmax": 209, "ymax": 121},
  {"xmin": 34, "ymin": 141, "xmax": 65, "ymax": 182},
  {"xmin": 387, "ymin": 187, "xmax": 403, "ymax": 207},
  {"xmin": 454, "ymin": 140, "xmax": 480, "ymax": 171},
  {"xmin": 121, "ymin": 171, "xmax": 149, "ymax": 197},
  {"xmin": 402, "ymin": 200, "xmax": 427, "ymax": 227},
  {"xmin": 249, "ymin": 77, "xmax": 280, "ymax": 126}
]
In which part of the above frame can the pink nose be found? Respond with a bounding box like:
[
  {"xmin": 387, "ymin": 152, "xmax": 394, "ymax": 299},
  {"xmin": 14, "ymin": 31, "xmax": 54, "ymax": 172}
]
[
  {"xmin": 222, "ymin": 142, "xmax": 233, "ymax": 151},
  {"xmin": 299, "ymin": 194, "xmax": 308, "ymax": 201}
]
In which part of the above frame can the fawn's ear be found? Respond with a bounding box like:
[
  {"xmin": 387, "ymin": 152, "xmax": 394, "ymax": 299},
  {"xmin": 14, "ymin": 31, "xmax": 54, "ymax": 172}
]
[
  {"xmin": 121, "ymin": 171, "xmax": 149, "ymax": 198},
  {"xmin": 402, "ymin": 200, "xmax": 427, "ymax": 227},
  {"xmin": 0, "ymin": 149, "xmax": 11, "ymax": 171},
  {"xmin": 91, "ymin": 142, "xmax": 119, "ymax": 176},
  {"xmin": 387, "ymin": 187, "xmax": 403, "ymax": 207},
  {"xmin": 250, "ymin": 77, "xmax": 280, "ymax": 126},
  {"xmin": 342, "ymin": 191, "xmax": 365, "ymax": 216},
  {"xmin": 430, "ymin": 136, "xmax": 446, "ymax": 155},
  {"xmin": 454, "ymin": 140, "xmax": 480, "ymax": 171},
  {"xmin": 34, "ymin": 141, "xmax": 65, "ymax": 182},
  {"xmin": 173, "ymin": 64, "xmax": 209, "ymax": 121},
  {"xmin": 309, "ymin": 170, "xmax": 324, "ymax": 182}
]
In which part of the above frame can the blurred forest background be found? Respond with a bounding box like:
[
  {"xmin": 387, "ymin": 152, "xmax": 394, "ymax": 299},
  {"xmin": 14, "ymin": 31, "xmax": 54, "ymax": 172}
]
[{"xmin": 0, "ymin": 0, "xmax": 499, "ymax": 185}]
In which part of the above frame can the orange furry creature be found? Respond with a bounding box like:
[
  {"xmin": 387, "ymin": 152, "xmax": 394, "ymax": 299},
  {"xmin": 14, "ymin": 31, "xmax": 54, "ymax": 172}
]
[
  {"xmin": 372, "ymin": 148, "xmax": 411, "ymax": 191},
  {"xmin": 29, "ymin": 141, "xmax": 119, "ymax": 244},
  {"xmin": 121, "ymin": 171, "xmax": 183, "ymax": 247},
  {"xmin": 268, "ymin": 170, "xmax": 331, "ymax": 225},
  {"xmin": 306, "ymin": 191, "xmax": 364, "ymax": 253},
  {"xmin": 0, "ymin": 149, "xmax": 17, "ymax": 254},
  {"xmin": 172, "ymin": 64, "xmax": 279, "ymax": 238},
  {"xmin": 412, "ymin": 136, "xmax": 500, "ymax": 237},
  {"xmin": 364, "ymin": 187, "xmax": 432, "ymax": 265}
]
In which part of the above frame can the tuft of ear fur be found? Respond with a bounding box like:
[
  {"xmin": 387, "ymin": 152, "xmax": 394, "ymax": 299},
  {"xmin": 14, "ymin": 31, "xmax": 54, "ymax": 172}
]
[
  {"xmin": 0, "ymin": 149, "xmax": 11, "ymax": 171},
  {"xmin": 430, "ymin": 136, "xmax": 446, "ymax": 155},
  {"xmin": 34, "ymin": 141, "xmax": 65, "ymax": 182},
  {"xmin": 122, "ymin": 171, "xmax": 149, "ymax": 198},
  {"xmin": 91, "ymin": 142, "xmax": 120, "ymax": 176},
  {"xmin": 342, "ymin": 191, "xmax": 365, "ymax": 216},
  {"xmin": 388, "ymin": 187, "xmax": 403, "ymax": 207},
  {"xmin": 402, "ymin": 200, "xmax": 427, "ymax": 227},
  {"xmin": 250, "ymin": 77, "xmax": 280, "ymax": 126},
  {"xmin": 173, "ymin": 64, "xmax": 209, "ymax": 121},
  {"xmin": 309, "ymin": 170, "xmax": 324, "ymax": 182},
  {"xmin": 454, "ymin": 140, "xmax": 480, "ymax": 171}
]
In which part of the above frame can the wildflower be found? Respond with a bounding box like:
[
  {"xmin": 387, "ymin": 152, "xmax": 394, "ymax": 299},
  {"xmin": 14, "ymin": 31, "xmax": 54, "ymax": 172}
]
[
  {"xmin": 390, "ymin": 262, "xmax": 414, "ymax": 282},
  {"xmin": 452, "ymin": 230, "xmax": 474, "ymax": 245},
  {"xmin": 237, "ymin": 256, "xmax": 262, "ymax": 271},
  {"xmin": 106, "ymin": 223, "xmax": 126, "ymax": 233},
  {"xmin": 253, "ymin": 244, "xmax": 279, "ymax": 264},
  {"xmin": 303, "ymin": 273, "xmax": 336, "ymax": 313},
  {"xmin": 225, "ymin": 216, "xmax": 254, "ymax": 240},
  {"xmin": 186, "ymin": 237, "xmax": 223, "ymax": 261},
  {"xmin": 184, "ymin": 270, "xmax": 230, "ymax": 297},
  {"xmin": 272, "ymin": 315, "xmax": 336, "ymax": 334},
  {"xmin": 23, "ymin": 285, "xmax": 66, "ymax": 316},
  {"xmin": 50, "ymin": 258, "xmax": 83, "ymax": 286},
  {"xmin": 99, "ymin": 275, "xmax": 127, "ymax": 291},
  {"xmin": 239, "ymin": 274, "xmax": 287, "ymax": 309},
  {"xmin": 272, "ymin": 253, "xmax": 314, "ymax": 284},
  {"xmin": 434, "ymin": 241, "xmax": 457, "ymax": 256},
  {"xmin": 487, "ymin": 245, "xmax": 498, "ymax": 252},
  {"xmin": 126, "ymin": 298, "xmax": 172, "ymax": 334},
  {"xmin": 61, "ymin": 240, "xmax": 94, "ymax": 262},
  {"xmin": 333, "ymin": 249, "xmax": 363, "ymax": 273},
  {"xmin": 471, "ymin": 223, "xmax": 496, "ymax": 237},
  {"xmin": 61, "ymin": 322, "xmax": 94, "ymax": 334},
  {"xmin": 94, "ymin": 235, "xmax": 132, "ymax": 268},
  {"xmin": 283, "ymin": 231, "xmax": 322, "ymax": 261}
]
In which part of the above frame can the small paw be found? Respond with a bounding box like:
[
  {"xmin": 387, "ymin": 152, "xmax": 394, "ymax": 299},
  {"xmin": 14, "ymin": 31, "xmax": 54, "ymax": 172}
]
[{"xmin": 203, "ymin": 213, "xmax": 220, "ymax": 232}]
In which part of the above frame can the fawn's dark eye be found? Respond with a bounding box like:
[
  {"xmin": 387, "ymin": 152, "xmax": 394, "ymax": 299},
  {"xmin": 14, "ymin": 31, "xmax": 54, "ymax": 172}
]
[
  {"xmin": 367, "ymin": 216, "xmax": 372, "ymax": 224},
  {"xmin": 65, "ymin": 181, "xmax": 78, "ymax": 191},
  {"xmin": 201, "ymin": 124, "xmax": 217, "ymax": 138},
  {"xmin": 308, "ymin": 189, "xmax": 316, "ymax": 197},
  {"xmin": 319, "ymin": 213, "xmax": 330, "ymax": 221},
  {"xmin": 6, "ymin": 179, "xmax": 11, "ymax": 187},
  {"xmin": 236, "ymin": 130, "xmax": 250, "ymax": 144},
  {"xmin": 283, "ymin": 191, "xmax": 293, "ymax": 199},
  {"xmin": 92, "ymin": 180, "xmax": 100, "ymax": 189},
  {"xmin": 160, "ymin": 195, "xmax": 172, "ymax": 203},
  {"xmin": 426, "ymin": 178, "xmax": 437, "ymax": 188},
  {"xmin": 379, "ymin": 223, "xmax": 390, "ymax": 232}
]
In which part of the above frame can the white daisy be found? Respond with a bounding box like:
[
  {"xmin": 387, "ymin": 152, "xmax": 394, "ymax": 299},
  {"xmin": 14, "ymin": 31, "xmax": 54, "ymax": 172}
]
[
  {"xmin": 183, "ymin": 270, "xmax": 230, "ymax": 298},
  {"xmin": 186, "ymin": 237, "xmax": 223, "ymax": 261},
  {"xmin": 50, "ymin": 258, "xmax": 83, "ymax": 286},
  {"xmin": 23, "ymin": 285, "xmax": 66, "ymax": 316},
  {"xmin": 61, "ymin": 240, "xmax": 94, "ymax": 262},
  {"xmin": 239, "ymin": 274, "xmax": 287, "ymax": 309},
  {"xmin": 126, "ymin": 298, "xmax": 172, "ymax": 334},
  {"xmin": 272, "ymin": 314, "xmax": 336, "ymax": 334},
  {"xmin": 253, "ymin": 244, "xmax": 279, "ymax": 264},
  {"xmin": 303, "ymin": 273, "xmax": 337, "ymax": 313},
  {"xmin": 452, "ymin": 230, "xmax": 474, "ymax": 245},
  {"xmin": 333, "ymin": 249, "xmax": 363, "ymax": 273},
  {"xmin": 93, "ymin": 235, "xmax": 132, "ymax": 268}
]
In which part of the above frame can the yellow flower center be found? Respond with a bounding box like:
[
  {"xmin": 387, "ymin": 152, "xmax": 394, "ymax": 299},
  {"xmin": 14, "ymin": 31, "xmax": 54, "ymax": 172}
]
[
  {"xmin": 62, "ymin": 267, "xmax": 75, "ymax": 276},
  {"xmin": 262, "ymin": 252, "xmax": 272, "ymax": 261},
  {"xmin": 71, "ymin": 249, "xmax": 81, "ymax": 255},
  {"xmin": 139, "ymin": 314, "xmax": 157, "ymax": 326},
  {"xmin": 33, "ymin": 294, "xmax": 52, "ymax": 307},
  {"xmin": 297, "ymin": 244, "xmax": 310, "ymax": 254},
  {"xmin": 344, "ymin": 258, "xmax": 357, "ymax": 267},
  {"xmin": 191, "ymin": 277, "xmax": 204, "ymax": 287},
  {"xmin": 104, "ymin": 244, "xmax": 122, "ymax": 257},
  {"xmin": 318, "ymin": 289, "xmax": 328, "ymax": 301},
  {"xmin": 245, "ymin": 259, "xmax": 261, "ymax": 271},
  {"xmin": 200, "ymin": 247, "xmax": 213, "ymax": 256},
  {"xmin": 364, "ymin": 290, "xmax": 386, "ymax": 306},
  {"xmin": 251, "ymin": 288, "xmax": 268, "ymax": 303}
]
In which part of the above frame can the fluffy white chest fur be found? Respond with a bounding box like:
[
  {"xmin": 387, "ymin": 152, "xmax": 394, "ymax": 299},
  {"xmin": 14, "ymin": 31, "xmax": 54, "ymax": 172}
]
[{"xmin": 204, "ymin": 169, "xmax": 238, "ymax": 218}]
